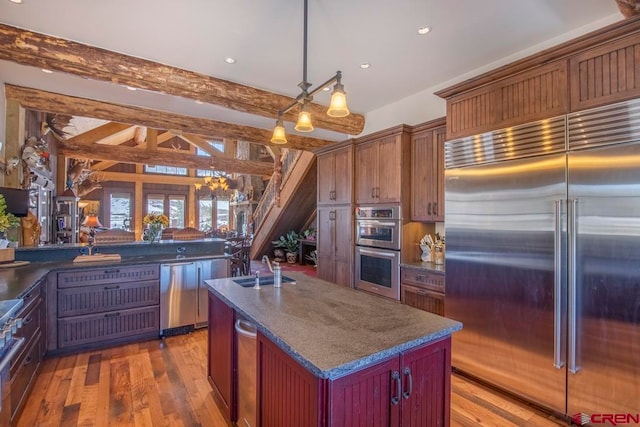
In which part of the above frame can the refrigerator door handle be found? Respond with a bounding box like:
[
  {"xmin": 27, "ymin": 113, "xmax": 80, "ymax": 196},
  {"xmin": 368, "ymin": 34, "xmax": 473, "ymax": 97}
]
[
  {"xmin": 568, "ymin": 198, "xmax": 579, "ymax": 374},
  {"xmin": 553, "ymin": 200, "xmax": 565, "ymax": 369},
  {"xmin": 196, "ymin": 264, "xmax": 201, "ymax": 317}
]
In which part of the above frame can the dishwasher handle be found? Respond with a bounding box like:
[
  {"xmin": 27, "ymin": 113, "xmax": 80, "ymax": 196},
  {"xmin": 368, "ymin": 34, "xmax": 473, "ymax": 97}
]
[{"xmin": 235, "ymin": 319, "xmax": 257, "ymax": 338}]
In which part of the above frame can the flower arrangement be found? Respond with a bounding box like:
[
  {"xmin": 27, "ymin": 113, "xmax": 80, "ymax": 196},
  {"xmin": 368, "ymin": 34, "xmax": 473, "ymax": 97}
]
[
  {"xmin": 143, "ymin": 213, "xmax": 169, "ymax": 227},
  {"xmin": 0, "ymin": 195, "xmax": 19, "ymax": 234}
]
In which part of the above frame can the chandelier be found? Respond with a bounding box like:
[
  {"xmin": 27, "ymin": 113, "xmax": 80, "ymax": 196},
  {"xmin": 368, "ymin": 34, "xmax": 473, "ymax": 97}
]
[
  {"xmin": 270, "ymin": 0, "xmax": 350, "ymax": 145},
  {"xmin": 194, "ymin": 175, "xmax": 230, "ymax": 198}
]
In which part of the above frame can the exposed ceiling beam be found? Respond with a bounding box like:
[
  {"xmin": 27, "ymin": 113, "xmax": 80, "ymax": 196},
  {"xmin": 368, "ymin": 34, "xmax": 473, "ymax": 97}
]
[
  {"xmin": 5, "ymin": 84, "xmax": 335, "ymax": 151},
  {"xmin": 58, "ymin": 136, "xmax": 274, "ymax": 176},
  {"xmin": 0, "ymin": 23, "xmax": 365, "ymax": 135},
  {"xmin": 90, "ymin": 128, "xmax": 176, "ymax": 171},
  {"xmin": 178, "ymin": 134, "xmax": 223, "ymax": 157},
  {"xmin": 98, "ymin": 171, "xmax": 212, "ymax": 186}
]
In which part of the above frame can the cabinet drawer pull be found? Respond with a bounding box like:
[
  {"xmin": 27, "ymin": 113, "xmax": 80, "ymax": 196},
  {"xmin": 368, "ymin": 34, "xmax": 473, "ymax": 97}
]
[
  {"xmin": 104, "ymin": 269, "xmax": 120, "ymax": 274},
  {"xmin": 402, "ymin": 367, "xmax": 413, "ymax": 399},
  {"xmin": 23, "ymin": 292, "xmax": 32, "ymax": 300},
  {"xmin": 23, "ymin": 355, "xmax": 33, "ymax": 366},
  {"xmin": 23, "ymin": 316, "xmax": 33, "ymax": 326},
  {"xmin": 104, "ymin": 312, "xmax": 121, "ymax": 318},
  {"xmin": 391, "ymin": 370, "xmax": 401, "ymax": 405},
  {"xmin": 104, "ymin": 285, "xmax": 120, "ymax": 290},
  {"xmin": 416, "ymin": 289, "xmax": 430, "ymax": 296}
]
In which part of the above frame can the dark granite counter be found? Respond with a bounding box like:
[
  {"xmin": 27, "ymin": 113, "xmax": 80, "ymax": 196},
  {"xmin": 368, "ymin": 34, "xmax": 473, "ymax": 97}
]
[
  {"xmin": 401, "ymin": 261, "xmax": 445, "ymax": 274},
  {"xmin": 0, "ymin": 239, "xmax": 229, "ymax": 301},
  {"xmin": 206, "ymin": 272, "xmax": 461, "ymax": 380}
]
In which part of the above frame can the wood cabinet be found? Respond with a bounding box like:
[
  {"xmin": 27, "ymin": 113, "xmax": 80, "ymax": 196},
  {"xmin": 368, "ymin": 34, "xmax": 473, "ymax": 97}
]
[
  {"xmin": 317, "ymin": 205, "xmax": 353, "ymax": 287},
  {"xmin": 355, "ymin": 125, "xmax": 411, "ymax": 205},
  {"xmin": 10, "ymin": 280, "xmax": 46, "ymax": 424},
  {"xmin": 317, "ymin": 144, "xmax": 353, "ymax": 205},
  {"xmin": 411, "ymin": 119, "xmax": 446, "ymax": 222},
  {"xmin": 47, "ymin": 264, "xmax": 160, "ymax": 353},
  {"xmin": 207, "ymin": 290, "xmax": 236, "ymax": 425},
  {"xmin": 401, "ymin": 267, "xmax": 445, "ymax": 316}
]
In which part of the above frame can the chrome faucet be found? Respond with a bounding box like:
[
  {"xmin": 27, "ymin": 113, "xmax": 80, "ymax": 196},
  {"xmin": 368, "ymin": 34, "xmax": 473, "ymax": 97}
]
[
  {"xmin": 253, "ymin": 270, "xmax": 261, "ymax": 289},
  {"xmin": 261, "ymin": 255, "xmax": 274, "ymax": 273}
]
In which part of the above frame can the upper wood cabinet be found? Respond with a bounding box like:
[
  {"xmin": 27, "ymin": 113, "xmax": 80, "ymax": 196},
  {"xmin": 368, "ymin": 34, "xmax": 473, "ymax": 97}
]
[
  {"xmin": 355, "ymin": 125, "xmax": 411, "ymax": 206},
  {"xmin": 411, "ymin": 119, "xmax": 446, "ymax": 222},
  {"xmin": 436, "ymin": 18, "xmax": 640, "ymax": 139},
  {"xmin": 317, "ymin": 144, "xmax": 353, "ymax": 205}
]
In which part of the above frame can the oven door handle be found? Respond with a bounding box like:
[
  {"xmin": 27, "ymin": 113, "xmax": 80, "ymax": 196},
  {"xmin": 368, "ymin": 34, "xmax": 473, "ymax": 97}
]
[
  {"xmin": 357, "ymin": 247, "xmax": 399, "ymax": 259},
  {"xmin": 357, "ymin": 220, "xmax": 398, "ymax": 227},
  {"xmin": 0, "ymin": 337, "xmax": 26, "ymax": 373}
]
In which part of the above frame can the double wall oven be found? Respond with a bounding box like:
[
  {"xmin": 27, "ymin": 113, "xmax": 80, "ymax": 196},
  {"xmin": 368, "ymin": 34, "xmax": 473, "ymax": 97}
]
[{"xmin": 355, "ymin": 205, "xmax": 402, "ymax": 300}]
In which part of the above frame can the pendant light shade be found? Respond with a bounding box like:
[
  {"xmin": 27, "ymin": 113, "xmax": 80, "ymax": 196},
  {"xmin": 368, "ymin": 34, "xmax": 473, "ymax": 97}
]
[
  {"xmin": 294, "ymin": 103, "xmax": 314, "ymax": 132},
  {"xmin": 327, "ymin": 82, "xmax": 350, "ymax": 118},
  {"xmin": 271, "ymin": 117, "xmax": 288, "ymax": 144}
]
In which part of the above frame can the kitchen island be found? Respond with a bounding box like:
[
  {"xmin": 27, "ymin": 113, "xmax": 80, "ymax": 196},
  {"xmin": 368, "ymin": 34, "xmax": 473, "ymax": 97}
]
[{"xmin": 206, "ymin": 272, "xmax": 462, "ymax": 427}]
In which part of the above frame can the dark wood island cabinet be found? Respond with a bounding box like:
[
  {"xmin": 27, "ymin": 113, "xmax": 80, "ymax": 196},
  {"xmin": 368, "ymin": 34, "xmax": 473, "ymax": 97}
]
[{"xmin": 206, "ymin": 272, "xmax": 461, "ymax": 427}]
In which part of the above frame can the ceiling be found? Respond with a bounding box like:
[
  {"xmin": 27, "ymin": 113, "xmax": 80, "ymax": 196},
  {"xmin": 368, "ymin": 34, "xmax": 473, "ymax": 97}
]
[{"xmin": 0, "ymin": 0, "xmax": 622, "ymax": 142}]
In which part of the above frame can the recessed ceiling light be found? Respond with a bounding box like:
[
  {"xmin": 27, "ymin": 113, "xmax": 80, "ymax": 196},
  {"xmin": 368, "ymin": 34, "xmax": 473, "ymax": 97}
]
[
  {"xmin": 360, "ymin": 63, "xmax": 371, "ymax": 69},
  {"xmin": 126, "ymin": 86, "xmax": 137, "ymax": 91},
  {"xmin": 224, "ymin": 57, "xmax": 236, "ymax": 64},
  {"xmin": 41, "ymin": 69, "xmax": 53, "ymax": 74},
  {"xmin": 9, "ymin": 0, "xmax": 23, "ymax": 4},
  {"xmin": 417, "ymin": 26, "xmax": 432, "ymax": 35},
  {"xmin": 195, "ymin": 100, "xmax": 204, "ymax": 105},
  {"xmin": 322, "ymin": 87, "xmax": 331, "ymax": 92}
]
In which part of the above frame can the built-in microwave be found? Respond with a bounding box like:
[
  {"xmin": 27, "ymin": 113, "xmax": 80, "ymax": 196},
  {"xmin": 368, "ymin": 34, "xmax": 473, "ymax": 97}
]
[
  {"xmin": 355, "ymin": 205, "xmax": 402, "ymax": 250},
  {"xmin": 354, "ymin": 246, "xmax": 400, "ymax": 300}
]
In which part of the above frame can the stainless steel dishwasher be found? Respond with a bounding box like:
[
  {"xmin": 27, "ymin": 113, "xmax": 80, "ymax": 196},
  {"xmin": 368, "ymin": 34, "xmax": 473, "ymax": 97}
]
[
  {"xmin": 236, "ymin": 317, "xmax": 257, "ymax": 427},
  {"xmin": 160, "ymin": 258, "xmax": 229, "ymax": 336}
]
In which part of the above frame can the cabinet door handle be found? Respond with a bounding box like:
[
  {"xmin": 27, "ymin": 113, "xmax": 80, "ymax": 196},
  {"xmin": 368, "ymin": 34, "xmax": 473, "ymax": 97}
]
[
  {"xmin": 104, "ymin": 312, "xmax": 121, "ymax": 318},
  {"xmin": 371, "ymin": 187, "xmax": 376, "ymax": 199},
  {"xmin": 23, "ymin": 316, "xmax": 33, "ymax": 326},
  {"xmin": 402, "ymin": 367, "xmax": 413, "ymax": 399},
  {"xmin": 427, "ymin": 202, "xmax": 432, "ymax": 215},
  {"xmin": 433, "ymin": 202, "xmax": 438, "ymax": 215},
  {"xmin": 104, "ymin": 285, "xmax": 120, "ymax": 290},
  {"xmin": 391, "ymin": 370, "xmax": 401, "ymax": 405},
  {"xmin": 376, "ymin": 187, "xmax": 380, "ymax": 198},
  {"xmin": 104, "ymin": 269, "xmax": 120, "ymax": 274}
]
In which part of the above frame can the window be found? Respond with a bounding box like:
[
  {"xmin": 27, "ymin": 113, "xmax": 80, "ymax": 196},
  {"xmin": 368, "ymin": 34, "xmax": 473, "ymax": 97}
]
[
  {"xmin": 110, "ymin": 193, "xmax": 131, "ymax": 230},
  {"xmin": 217, "ymin": 199, "xmax": 229, "ymax": 228},
  {"xmin": 197, "ymin": 197, "xmax": 229, "ymax": 231},
  {"xmin": 169, "ymin": 196, "xmax": 185, "ymax": 228},
  {"xmin": 147, "ymin": 195, "xmax": 164, "ymax": 215},
  {"xmin": 145, "ymin": 165, "xmax": 188, "ymax": 175}
]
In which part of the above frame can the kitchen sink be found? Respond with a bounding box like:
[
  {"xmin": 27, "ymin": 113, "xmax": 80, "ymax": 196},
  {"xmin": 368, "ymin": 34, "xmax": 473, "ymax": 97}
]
[{"xmin": 233, "ymin": 275, "xmax": 295, "ymax": 287}]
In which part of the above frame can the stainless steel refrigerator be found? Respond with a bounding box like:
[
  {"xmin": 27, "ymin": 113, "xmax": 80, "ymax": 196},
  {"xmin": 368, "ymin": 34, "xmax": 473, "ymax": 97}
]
[{"xmin": 445, "ymin": 99, "xmax": 640, "ymax": 418}]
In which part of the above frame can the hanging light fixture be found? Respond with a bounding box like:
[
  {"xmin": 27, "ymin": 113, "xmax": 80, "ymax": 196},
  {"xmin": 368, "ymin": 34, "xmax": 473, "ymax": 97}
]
[
  {"xmin": 194, "ymin": 174, "xmax": 231, "ymax": 198},
  {"xmin": 270, "ymin": 0, "xmax": 350, "ymax": 144}
]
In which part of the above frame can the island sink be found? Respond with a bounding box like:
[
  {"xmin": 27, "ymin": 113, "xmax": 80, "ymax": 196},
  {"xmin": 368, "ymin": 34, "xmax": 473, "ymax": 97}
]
[{"xmin": 232, "ymin": 275, "xmax": 295, "ymax": 287}]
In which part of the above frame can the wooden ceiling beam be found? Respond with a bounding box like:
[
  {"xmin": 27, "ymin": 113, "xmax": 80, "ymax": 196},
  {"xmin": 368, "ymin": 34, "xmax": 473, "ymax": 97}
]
[
  {"xmin": 91, "ymin": 129, "xmax": 176, "ymax": 171},
  {"xmin": 58, "ymin": 137, "xmax": 273, "ymax": 175},
  {"xmin": 5, "ymin": 84, "xmax": 334, "ymax": 151},
  {"xmin": 178, "ymin": 134, "xmax": 224, "ymax": 157},
  {"xmin": 0, "ymin": 23, "xmax": 365, "ymax": 135}
]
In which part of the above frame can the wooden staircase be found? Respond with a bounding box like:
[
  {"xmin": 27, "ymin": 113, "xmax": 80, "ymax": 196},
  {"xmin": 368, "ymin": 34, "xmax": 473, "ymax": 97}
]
[{"xmin": 250, "ymin": 150, "xmax": 317, "ymax": 260}]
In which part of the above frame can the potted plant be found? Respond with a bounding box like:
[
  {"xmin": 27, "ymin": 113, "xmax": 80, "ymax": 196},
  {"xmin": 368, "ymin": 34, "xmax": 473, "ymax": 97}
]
[
  {"xmin": 300, "ymin": 227, "xmax": 316, "ymax": 241},
  {"xmin": 0, "ymin": 194, "xmax": 19, "ymax": 261},
  {"xmin": 272, "ymin": 230, "xmax": 300, "ymax": 264}
]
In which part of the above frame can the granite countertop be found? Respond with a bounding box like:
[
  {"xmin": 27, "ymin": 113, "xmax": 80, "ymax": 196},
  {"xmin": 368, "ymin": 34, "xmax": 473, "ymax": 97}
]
[
  {"xmin": 401, "ymin": 261, "xmax": 445, "ymax": 274},
  {"xmin": 206, "ymin": 272, "xmax": 462, "ymax": 380}
]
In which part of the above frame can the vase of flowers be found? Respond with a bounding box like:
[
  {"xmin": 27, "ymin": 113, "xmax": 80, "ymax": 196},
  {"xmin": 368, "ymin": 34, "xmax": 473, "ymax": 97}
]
[
  {"xmin": 143, "ymin": 213, "xmax": 169, "ymax": 243},
  {"xmin": 0, "ymin": 195, "xmax": 19, "ymax": 261}
]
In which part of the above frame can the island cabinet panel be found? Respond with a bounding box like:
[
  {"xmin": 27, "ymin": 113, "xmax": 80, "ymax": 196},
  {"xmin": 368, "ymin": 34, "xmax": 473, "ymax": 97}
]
[
  {"xmin": 48, "ymin": 264, "xmax": 161, "ymax": 353},
  {"xmin": 10, "ymin": 279, "xmax": 46, "ymax": 424},
  {"xmin": 207, "ymin": 291, "xmax": 236, "ymax": 425},
  {"xmin": 258, "ymin": 333, "xmax": 323, "ymax": 427},
  {"xmin": 411, "ymin": 120, "xmax": 446, "ymax": 222},
  {"xmin": 328, "ymin": 357, "xmax": 400, "ymax": 427},
  {"xmin": 570, "ymin": 33, "xmax": 640, "ymax": 112},
  {"xmin": 317, "ymin": 145, "xmax": 353, "ymax": 205},
  {"xmin": 329, "ymin": 337, "xmax": 451, "ymax": 427}
]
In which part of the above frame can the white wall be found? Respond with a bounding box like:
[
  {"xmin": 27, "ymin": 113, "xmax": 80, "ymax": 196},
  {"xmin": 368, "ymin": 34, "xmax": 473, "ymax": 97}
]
[{"xmin": 362, "ymin": 13, "xmax": 622, "ymax": 136}]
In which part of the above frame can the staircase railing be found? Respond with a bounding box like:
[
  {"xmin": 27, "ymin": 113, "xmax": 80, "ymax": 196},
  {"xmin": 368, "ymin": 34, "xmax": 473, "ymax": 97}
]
[{"xmin": 253, "ymin": 149, "xmax": 303, "ymax": 233}]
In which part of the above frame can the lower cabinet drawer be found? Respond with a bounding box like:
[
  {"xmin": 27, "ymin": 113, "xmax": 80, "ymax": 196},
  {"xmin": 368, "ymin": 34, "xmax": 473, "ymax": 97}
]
[
  {"xmin": 57, "ymin": 280, "xmax": 160, "ymax": 317},
  {"xmin": 11, "ymin": 301, "xmax": 43, "ymax": 377},
  {"xmin": 58, "ymin": 305, "xmax": 160, "ymax": 348},
  {"xmin": 401, "ymin": 284, "xmax": 444, "ymax": 316},
  {"xmin": 401, "ymin": 268, "xmax": 445, "ymax": 293}
]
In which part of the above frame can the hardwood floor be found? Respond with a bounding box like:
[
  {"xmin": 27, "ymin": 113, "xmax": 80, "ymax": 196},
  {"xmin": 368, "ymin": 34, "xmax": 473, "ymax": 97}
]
[{"xmin": 19, "ymin": 330, "xmax": 567, "ymax": 426}]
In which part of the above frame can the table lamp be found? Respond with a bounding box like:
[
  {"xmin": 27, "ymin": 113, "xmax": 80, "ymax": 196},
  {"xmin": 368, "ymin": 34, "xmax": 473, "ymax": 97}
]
[{"xmin": 82, "ymin": 214, "xmax": 102, "ymax": 246}]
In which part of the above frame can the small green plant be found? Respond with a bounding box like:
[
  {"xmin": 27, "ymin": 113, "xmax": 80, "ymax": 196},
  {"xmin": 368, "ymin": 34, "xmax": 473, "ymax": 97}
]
[
  {"xmin": 0, "ymin": 195, "xmax": 19, "ymax": 235},
  {"xmin": 272, "ymin": 230, "xmax": 300, "ymax": 253},
  {"xmin": 300, "ymin": 227, "xmax": 316, "ymax": 240},
  {"xmin": 305, "ymin": 249, "xmax": 318, "ymax": 267}
]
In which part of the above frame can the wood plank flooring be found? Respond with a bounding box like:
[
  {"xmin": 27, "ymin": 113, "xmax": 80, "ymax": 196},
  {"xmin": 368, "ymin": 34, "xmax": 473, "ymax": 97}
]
[{"xmin": 18, "ymin": 330, "xmax": 567, "ymax": 426}]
